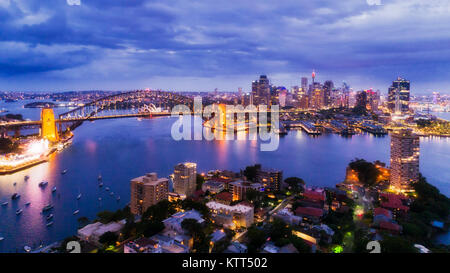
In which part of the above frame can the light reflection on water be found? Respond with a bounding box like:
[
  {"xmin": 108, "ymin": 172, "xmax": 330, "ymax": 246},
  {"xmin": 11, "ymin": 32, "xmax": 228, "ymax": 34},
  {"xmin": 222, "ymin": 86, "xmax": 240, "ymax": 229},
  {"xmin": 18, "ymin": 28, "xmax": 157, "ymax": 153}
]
[{"xmin": 0, "ymin": 101, "xmax": 449, "ymax": 251}]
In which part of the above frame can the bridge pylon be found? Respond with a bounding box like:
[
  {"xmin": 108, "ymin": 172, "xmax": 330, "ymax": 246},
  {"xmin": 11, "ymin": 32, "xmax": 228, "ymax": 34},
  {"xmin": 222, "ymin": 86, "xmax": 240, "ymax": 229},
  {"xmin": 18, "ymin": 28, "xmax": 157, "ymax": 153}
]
[{"xmin": 41, "ymin": 108, "xmax": 59, "ymax": 142}]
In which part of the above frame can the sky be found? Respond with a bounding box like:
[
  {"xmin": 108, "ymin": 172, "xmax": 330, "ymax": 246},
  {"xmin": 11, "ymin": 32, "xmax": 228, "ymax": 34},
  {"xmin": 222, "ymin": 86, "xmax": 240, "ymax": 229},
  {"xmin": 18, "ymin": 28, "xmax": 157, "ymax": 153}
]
[{"xmin": 0, "ymin": 0, "xmax": 450, "ymax": 94}]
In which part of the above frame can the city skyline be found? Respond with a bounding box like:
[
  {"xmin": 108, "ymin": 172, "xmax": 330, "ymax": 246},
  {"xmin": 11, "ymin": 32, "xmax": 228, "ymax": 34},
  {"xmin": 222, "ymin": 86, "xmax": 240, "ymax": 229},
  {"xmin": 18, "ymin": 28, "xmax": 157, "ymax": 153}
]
[{"xmin": 1, "ymin": 0, "xmax": 450, "ymax": 93}]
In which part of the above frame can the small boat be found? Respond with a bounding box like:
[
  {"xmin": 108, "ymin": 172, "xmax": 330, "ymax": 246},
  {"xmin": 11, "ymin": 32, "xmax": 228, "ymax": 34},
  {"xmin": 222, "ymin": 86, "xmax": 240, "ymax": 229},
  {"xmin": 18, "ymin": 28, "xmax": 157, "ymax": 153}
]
[
  {"xmin": 77, "ymin": 193, "xmax": 82, "ymax": 200},
  {"xmin": 99, "ymin": 182, "xmax": 103, "ymax": 187},
  {"xmin": 98, "ymin": 174, "xmax": 102, "ymax": 181},
  {"xmin": 1, "ymin": 202, "xmax": 8, "ymax": 206},
  {"xmin": 25, "ymin": 202, "xmax": 31, "ymax": 206},
  {"xmin": 24, "ymin": 246, "xmax": 32, "ymax": 252},
  {"xmin": 73, "ymin": 210, "xmax": 79, "ymax": 215},
  {"xmin": 61, "ymin": 169, "xmax": 67, "ymax": 175},
  {"xmin": 16, "ymin": 209, "xmax": 23, "ymax": 215},
  {"xmin": 39, "ymin": 181, "xmax": 48, "ymax": 188},
  {"xmin": 0, "ymin": 237, "xmax": 4, "ymax": 242},
  {"xmin": 46, "ymin": 221, "xmax": 53, "ymax": 227},
  {"xmin": 42, "ymin": 204, "xmax": 53, "ymax": 212},
  {"xmin": 46, "ymin": 214, "xmax": 54, "ymax": 221},
  {"xmin": 98, "ymin": 197, "xmax": 102, "ymax": 201},
  {"xmin": 116, "ymin": 196, "xmax": 120, "ymax": 201},
  {"xmin": 105, "ymin": 187, "xmax": 110, "ymax": 191},
  {"xmin": 11, "ymin": 193, "xmax": 21, "ymax": 200},
  {"xmin": 52, "ymin": 187, "xmax": 57, "ymax": 193},
  {"xmin": 110, "ymin": 192, "xmax": 114, "ymax": 196}
]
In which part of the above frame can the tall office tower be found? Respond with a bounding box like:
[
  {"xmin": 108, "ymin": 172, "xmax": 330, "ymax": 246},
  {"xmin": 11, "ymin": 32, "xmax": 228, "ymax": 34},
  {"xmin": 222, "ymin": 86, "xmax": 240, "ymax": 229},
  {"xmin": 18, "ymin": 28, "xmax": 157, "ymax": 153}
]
[
  {"xmin": 342, "ymin": 82, "xmax": 350, "ymax": 109},
  {"xmin": 279, "ymin": 89, "xmax": 287, "ymax": 107},
  {"xmin": 323, "ymin": 80, "xmax": 334, "ymax": 107},
  {"xmin": 173, "ymin": 162, "xmax": 197, "ymax": 197},
  {"xmin": 366, "ymin": 89, "xmax": 380, "ymax": 112},
  {"xmin": 301, "ymin": 77, "xmax": 308, "ymax": 90},
  {"xmin": 356, "ymin": 91, "xmax": 368, "ymax": 110},
  {"xmin": 299, "ymin": 94, "xmax": 309, "ymax": 109},
  {"xmin": 388, "ymin": 77, "xmax": 410, "ymax": 113},
  {"xmin": 251, "ymin": 80, "xmax": 258, "ymax": 104},
  {"xmin": 251, "ymin": 75, "xmax": 271, "ymax": 105},
  {"xmin": 258, "ymin": 75, "xmax": 271, "ymax": 105},
  {"xmin": 238, "ymin": 87, "xmax": 243, "ymax": 105},
  {"xmin": 390, "ymin": 129, "xmax": 420, "ymax": 191},
  {"xmin": 130, "ymin": 173, "xmax": 169, "ymax": 215},
  {"xmin": 309, "ymin": 82, "xmax": 324, "ymax": 109}
]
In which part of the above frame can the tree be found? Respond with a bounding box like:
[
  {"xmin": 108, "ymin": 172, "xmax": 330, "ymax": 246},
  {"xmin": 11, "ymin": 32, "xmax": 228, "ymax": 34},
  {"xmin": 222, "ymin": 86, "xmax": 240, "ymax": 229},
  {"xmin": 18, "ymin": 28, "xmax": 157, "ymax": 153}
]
[
  {"xmin": 290, "ymin": 235, "xmax": 311, "ymax": 253},
  {"xmin": 181, "ymin": 219, "xmax": 210, "ymax": 253},
  {"xmin": 181, "ymin": 218, "xmax": 202, "ymax": 236},
  {"xmin": 98, "ymin": 231, "xmax": 118, "ymax": 246},
  {"xmin": 141, "ymin": 220, "xmax": 164, "ymax": 237},
  {"xmin": 381, "ymin": 235, "xmax": 417, "ymax": 253},
  {"xmin": 181, "ymin": 199, "xmax": 210, "ymax": 218},
  {"xmin": 0, "ymin": 137, "xmax": 19, "ymax": 153},
  {"xmin": 268, "ymin": 219, "xmax": 291, "ymax": 245},
  {"xmin": 196, "ymin": 174, "xmax": 205, "ymax": 190},
  {"xmin": 246, "ymin": 225, "xmax": 267, "ymax": 253},
  {"xmin": 284, "ymin": 177, "xmax": 305, "ymax": 192},
  {"xmin": 243, "ymin": 164, "xmax": 260, "ymax": 182},
  {"xmin": 77, "ymin": 216, "xmax": 90, "ymax": 228},
  {"xmin": 348, "ymin": 159, "xmax": 380, "ymax": 187},
  {"xmin": 142, "ymin": 199, "xmax": 176, "ymax": 221},
  {"xmin": 97, "ymin": 210, "xmax": 115, "ymax": 224}
]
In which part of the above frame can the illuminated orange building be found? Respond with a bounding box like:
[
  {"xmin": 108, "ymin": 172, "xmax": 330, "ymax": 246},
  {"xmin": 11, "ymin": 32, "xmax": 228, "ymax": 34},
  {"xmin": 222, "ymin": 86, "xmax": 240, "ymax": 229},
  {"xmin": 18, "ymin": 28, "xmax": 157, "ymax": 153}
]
[
  {"xmin": 218, "ymin": 103, "xmax": 227, "ymax": 129},
  {"xmin": 40, "ymin": 108, "xmax": 59, "ymax": 142}
]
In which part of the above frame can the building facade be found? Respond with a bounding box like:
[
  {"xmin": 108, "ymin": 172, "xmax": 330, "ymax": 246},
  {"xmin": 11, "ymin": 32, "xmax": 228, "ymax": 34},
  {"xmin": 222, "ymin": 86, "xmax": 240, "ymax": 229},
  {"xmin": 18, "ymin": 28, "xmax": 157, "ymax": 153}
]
[
  {"xmin": 388, "ymin": 77, "xmax": 410, "ymax": 113},
  {"xmin": 229, "ymin": 180, "xmax": 263, "ymax": 201},
  {"xmin": 130, "ymin": 173, "xmax": 169, "ymax": 215},
  {"xmin": 206, "ymin": 201, "xmax": 254, "ymax": 228},
  {"xmin": 173, "ymin": 162, "xmax": 197, "ymax": 197},
  {"xmin": 389, "ymin": 129, "xmax": 420, "ymax": 191},
  {"xmin": 256, "ymin": 168, "xmax": 283, "ymax": 192}
]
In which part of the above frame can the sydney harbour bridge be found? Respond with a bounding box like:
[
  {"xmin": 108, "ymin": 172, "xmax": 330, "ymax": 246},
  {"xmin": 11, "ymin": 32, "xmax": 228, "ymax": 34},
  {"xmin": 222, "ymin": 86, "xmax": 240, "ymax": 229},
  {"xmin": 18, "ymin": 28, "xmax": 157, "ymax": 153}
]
[{"xmin": 0, "ymin": 90, "xmax": 194, "ymax": 140}]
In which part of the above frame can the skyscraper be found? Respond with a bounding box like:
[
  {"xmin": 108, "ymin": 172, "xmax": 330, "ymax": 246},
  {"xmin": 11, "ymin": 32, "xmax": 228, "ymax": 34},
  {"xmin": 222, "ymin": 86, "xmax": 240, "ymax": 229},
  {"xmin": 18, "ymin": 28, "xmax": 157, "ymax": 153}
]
[
  {"xmin": 388, "ymin": 77, "xmax": 410, "ymax": 113},
  {"xmin": 356, "ymin": 91, "xmax": 368, "ymax": 110},
  {"xmin": 301, "ymin": 77, "xmax": 308, "ymax": 91},
  {"xmin": 323, "ymin": 80, "xmax": 334, "ymax": 107},
  {"xmin": 309, "ymin": 82, "xmax": 324, "ymax": 109},
  {"xmin": 390, "ymin": 129, "xmax": 420, "ymax": 191},
  {"xmin": 130, "ymin": 173, "xmax": 169, "ymax": 215},
  {"xmin": 250, "ymin": 75, "xmax": 271, "ymax": 105},
  {"xmin": 173, "ymin": 162, "xmax": 197, "ymax": 197},
  {"xmin": 366, "ymin": 89, "xmax": 380, "ymax": 112}
]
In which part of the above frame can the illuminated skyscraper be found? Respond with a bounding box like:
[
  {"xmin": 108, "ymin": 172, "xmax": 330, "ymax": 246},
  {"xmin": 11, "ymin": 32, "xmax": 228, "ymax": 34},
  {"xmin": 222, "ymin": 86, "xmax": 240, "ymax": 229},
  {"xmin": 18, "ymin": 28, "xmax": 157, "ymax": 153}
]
[
  {"xmin": 301, "ymin": 77, "xmax": 308, "ymax": 94},
  {"xmin": 323, "ymin": 80, "xmax": 334, "ymax": 107},
  {"xmin": 309, "ymin": 82, "xmax": 323, "ymax": 109},
  {"xmin": 390, "ymin": 129, "xmax": 420, "ymax": 191},
  {"xmin": 356, "ymin": 91, "xmax": 367, "ymax": 110},
  {"xmin": 173, "ymin": 162, "xmax": 197, "ymax": 197},
  {"xmin": 250, "ymin": 75, "xmax": 271, "ymax": 105},
  {"xmin": 388, "ymin": 77, "xmax": 410, "ymax": 113}
]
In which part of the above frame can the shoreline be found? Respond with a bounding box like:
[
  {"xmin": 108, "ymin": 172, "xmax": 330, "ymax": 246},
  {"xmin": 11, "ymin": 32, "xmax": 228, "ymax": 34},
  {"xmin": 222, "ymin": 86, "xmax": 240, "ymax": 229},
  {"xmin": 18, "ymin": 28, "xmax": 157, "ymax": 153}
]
[{"xmin": 0, "ymin": 136, "xmax": 73, "ymax": 175}]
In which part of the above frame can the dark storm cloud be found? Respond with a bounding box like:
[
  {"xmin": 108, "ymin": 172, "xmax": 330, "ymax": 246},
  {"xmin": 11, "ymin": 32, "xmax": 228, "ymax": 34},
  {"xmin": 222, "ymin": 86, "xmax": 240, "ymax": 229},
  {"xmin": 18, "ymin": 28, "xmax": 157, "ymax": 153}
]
[{"xmin": 0, "ymin": 0, "xmax": 450, "ymax": 92}]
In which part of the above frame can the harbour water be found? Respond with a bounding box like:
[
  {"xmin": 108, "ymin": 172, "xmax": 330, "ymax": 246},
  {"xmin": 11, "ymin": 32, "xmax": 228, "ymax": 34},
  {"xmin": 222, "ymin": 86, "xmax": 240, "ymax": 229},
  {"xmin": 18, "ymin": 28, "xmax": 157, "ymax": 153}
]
[{"xmin": 0, "ymin": 100, "xmax": 449, "ymax": 252}]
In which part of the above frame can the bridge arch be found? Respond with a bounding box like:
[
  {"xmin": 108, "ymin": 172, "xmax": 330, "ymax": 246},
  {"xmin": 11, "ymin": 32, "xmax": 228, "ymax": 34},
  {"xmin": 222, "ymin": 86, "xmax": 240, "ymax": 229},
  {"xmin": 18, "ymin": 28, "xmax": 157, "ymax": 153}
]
[{"xmin": 57, "ymin": 90, "xmax": 193, "ymax": 132}]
